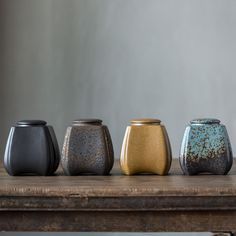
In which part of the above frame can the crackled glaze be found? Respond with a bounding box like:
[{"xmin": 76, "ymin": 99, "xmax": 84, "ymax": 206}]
[
  {"xmin": 120, "ymin": 118, "xmax": 172, "ymax": 175},
  {"xmin": 179, "ymin": 118, "xmax": 233, "ymax": 175}
]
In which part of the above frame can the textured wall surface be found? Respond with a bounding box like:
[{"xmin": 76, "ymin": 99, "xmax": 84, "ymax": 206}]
[{"xmin": 1, "ymin": 0, "xmax": 236, "ymax": 160}]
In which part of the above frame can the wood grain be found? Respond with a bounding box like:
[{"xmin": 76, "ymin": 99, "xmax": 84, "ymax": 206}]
[
  {"xmin": 1, "ymin": 160, "xmax": 236, "ymax": 198},
  {"xmin": 0, "ymin": 211, "xmax": 236, "ymax": 232},
  {"xmin": 0, "ymin": 159, "xmax": 236, "ymax": 232}
]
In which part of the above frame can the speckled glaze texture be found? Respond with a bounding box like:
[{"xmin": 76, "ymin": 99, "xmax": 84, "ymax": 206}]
[
  {"xmin": 120, "ymin": 119, "xmax": 172, "ymax": 175},
  {"xmin": 179, "ymin": 118, "xmax": 233, "ymax": 175},
  {"xmin": 61, "ymin": 119, "xmax": 114, "ymax": 175}
]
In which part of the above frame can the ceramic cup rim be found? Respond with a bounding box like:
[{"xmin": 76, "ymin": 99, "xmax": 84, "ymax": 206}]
[
  {"xmin": 131, "ymin": 118, "xmax": 161, "ymax": 125},
  {"xmin": 190, "ymin": 118, "xmax": 220, "ymax": 125}
]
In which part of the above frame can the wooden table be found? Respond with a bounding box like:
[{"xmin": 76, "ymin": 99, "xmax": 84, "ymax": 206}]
[{"xmin": 0, "ymin": 159, "xmax": 236, "ymax": 235}]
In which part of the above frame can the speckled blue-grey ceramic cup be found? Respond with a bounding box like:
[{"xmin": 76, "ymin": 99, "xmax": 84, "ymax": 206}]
[{"xmin": 179, "ymin": 118, "xmax": 233, "ymax": 175}]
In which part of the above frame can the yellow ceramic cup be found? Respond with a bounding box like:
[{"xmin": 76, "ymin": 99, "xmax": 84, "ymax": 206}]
[{"xmin": 120, "ymin": 118, "xmax": 172, "ymax": 175}]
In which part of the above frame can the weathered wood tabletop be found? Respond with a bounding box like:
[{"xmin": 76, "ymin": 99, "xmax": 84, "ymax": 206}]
[{"xmin": 0, "ymin": 159, "xmax": 236, "ymax": 233}]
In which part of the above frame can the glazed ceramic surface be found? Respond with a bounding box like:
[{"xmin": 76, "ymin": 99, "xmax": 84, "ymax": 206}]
[
  {"xmin": 4, "ymin": 120, "xmax": 60, "ymax": 176},
  {"xmin": 61, "ymin": 119, "xmax": 114, "ymax": 175},
  {"xmin": 120, "ymin": 118, "xmax": 172, "ymax": 175},
  {"xmin": 179, "ymin": 118, "xmax": 233, "ymax": 175}
]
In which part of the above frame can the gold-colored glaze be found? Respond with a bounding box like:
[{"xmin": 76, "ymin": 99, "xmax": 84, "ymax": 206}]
[{"xmin": 120, "ymin": 118, "xmax": 172, "ymax": 175}]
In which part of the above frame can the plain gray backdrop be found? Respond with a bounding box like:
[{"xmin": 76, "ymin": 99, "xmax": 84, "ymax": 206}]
[
  {"xmin": 1, "ymin": 0, "xmax": 236, "ymax": 159},
  {"xmin": 1, "ymin": 0, "xmax": 236, "ymax": 235}
]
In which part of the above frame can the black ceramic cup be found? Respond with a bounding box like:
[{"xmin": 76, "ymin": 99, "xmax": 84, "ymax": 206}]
[{"xmin": 4, "ymin": 120, "xmax": 60, "ymax": 176}]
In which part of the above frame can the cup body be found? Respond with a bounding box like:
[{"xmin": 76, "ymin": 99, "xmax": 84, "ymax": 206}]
[
  {"xmin": 179, "ymin": 118, "xmax": 233, "ymax": 175},
  {"xmin": 4, "ymin": 120, "xmax": 60, "ymax": 176},
  {"xmin": 61, "ymin": 119, "xmax": 114, "ymax": 175},
  {"xmin": 120, "ymin": 119, "xmax": 172, "ymax": 175}
]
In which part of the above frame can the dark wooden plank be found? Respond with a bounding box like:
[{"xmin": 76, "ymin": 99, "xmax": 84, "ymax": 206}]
[
  {"xmin": 0, "ymin": 211, "xmax": 236, "ymax": 232},
  {"xmin": 1, "ymin": 195, "xmax": 236, "ymax": 211}
]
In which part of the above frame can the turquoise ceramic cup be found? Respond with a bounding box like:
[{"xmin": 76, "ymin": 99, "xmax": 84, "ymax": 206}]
[{"xmin": 179, "ymin": 118, "xmax": 233, "ymax": 175}]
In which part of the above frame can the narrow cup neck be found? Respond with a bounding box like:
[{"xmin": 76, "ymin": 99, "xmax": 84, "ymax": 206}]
[
  {"xmin": 16, "ymin": 120, "xmax": 47, "ymax": 127},
  {"xmin": 72, "ymin": 119, "xmax": 102, "ymax": 126},
  {"xmin": 130, "ymin": 118, "xmax": 161, "ymax": 126},
  {"xmin": 190, "ymin": 118, "xmax": 220, "ymax": 125}
]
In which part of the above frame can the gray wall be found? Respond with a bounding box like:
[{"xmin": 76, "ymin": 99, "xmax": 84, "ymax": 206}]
[
  {"xmin": 0, "ymin": 1, "xmax": 233, "ymax": 236},
  {"xmin": 1, "ymin": 0, "xmax": 236, "ymax": 160}
]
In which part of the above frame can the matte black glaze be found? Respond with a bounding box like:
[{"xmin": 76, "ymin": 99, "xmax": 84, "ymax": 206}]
[
  {"xmin": 61, "ymin": 119, "xmax": 114, "ymax": 175},
  {"xmin": 17, "ymin": 120, "xmax": 47, "ymax": 126},
  {"xmin": 4, "ymin": 120, "xmax": 60, "ymax": 176}
]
